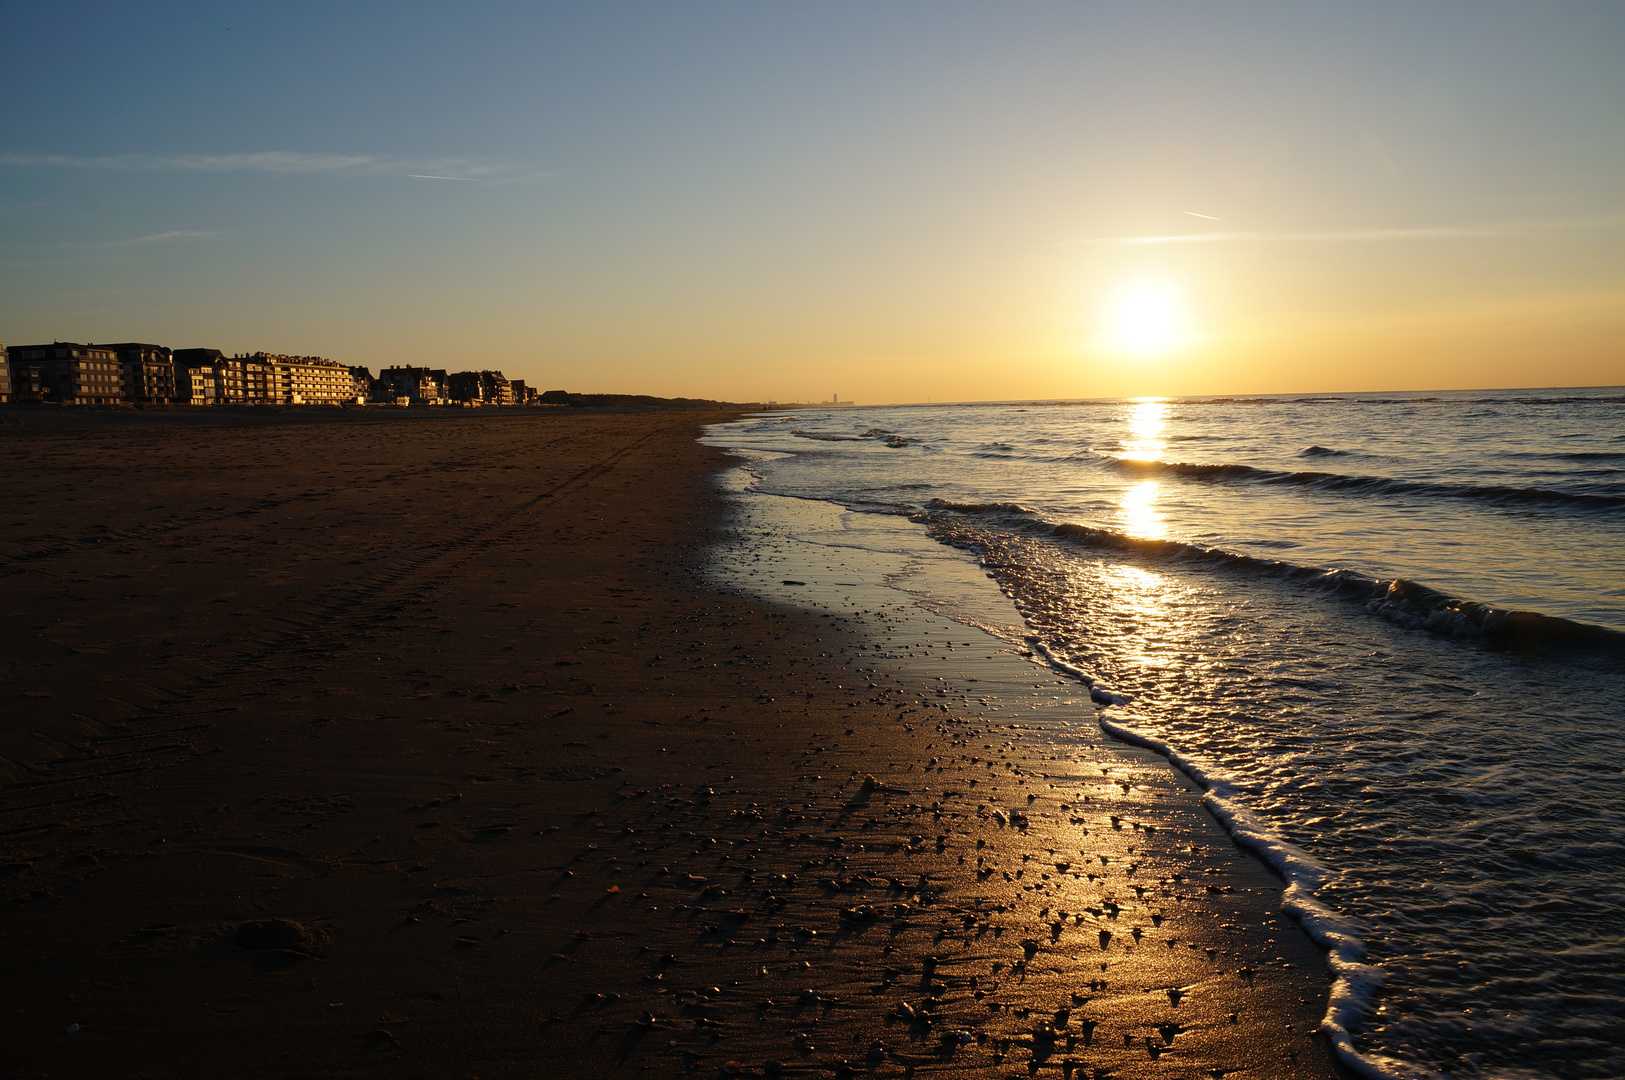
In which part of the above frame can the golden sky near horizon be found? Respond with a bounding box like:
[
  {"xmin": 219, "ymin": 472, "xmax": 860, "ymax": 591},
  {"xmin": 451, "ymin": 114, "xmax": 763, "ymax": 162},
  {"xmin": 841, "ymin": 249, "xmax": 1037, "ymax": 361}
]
[{"xmin": 3, "ymin": 3, "xmax": 1622, "ymax": 402}]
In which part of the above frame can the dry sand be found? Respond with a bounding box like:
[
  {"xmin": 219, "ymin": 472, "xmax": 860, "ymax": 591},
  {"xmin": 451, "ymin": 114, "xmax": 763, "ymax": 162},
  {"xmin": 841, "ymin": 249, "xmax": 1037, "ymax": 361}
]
[{"xmin": 0, "ymin": 406, "xmax": 1344, "ymax": 1079}]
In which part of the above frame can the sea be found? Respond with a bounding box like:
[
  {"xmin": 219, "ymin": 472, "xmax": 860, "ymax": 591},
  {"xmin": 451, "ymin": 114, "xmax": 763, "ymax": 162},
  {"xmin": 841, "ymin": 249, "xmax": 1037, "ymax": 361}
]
[{"xmin": 703, "ymin": 388, "xmax": 1625, "ymax": 1080}]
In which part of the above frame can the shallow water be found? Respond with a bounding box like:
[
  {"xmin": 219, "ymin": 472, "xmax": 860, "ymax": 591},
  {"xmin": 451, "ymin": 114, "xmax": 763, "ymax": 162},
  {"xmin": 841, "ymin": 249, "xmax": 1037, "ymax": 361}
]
[{"xmin": 704, "ymin": 390, "xmax": 1625, "ymax": 1080}]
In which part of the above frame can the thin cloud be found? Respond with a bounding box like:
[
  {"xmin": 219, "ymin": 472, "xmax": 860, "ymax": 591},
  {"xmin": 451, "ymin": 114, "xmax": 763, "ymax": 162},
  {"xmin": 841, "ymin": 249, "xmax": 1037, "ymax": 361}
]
[
  {"xmin": 112, "ymin": 229, "xmax": 220, "ymax": 246},
  {"xmin": 0, "ymin": 308, "xmax": 163, "ymax": 317},
  {"xmin": 0, "ymin": 151, "xmax": 559, "ymax": 184},
  {"xmin": 58, "ymin": 230, "xmax": 220, "ymax": 249},
  {"xmin": 3, "ymin": 151, "xmax": 388, "ymax": 174}
]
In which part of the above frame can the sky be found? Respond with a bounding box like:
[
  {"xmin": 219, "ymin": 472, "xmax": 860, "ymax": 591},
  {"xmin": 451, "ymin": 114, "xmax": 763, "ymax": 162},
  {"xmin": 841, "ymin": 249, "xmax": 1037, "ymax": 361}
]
[{"xmin": 2, "ymin": 1, "xmax": 1622, "ymax": 403}]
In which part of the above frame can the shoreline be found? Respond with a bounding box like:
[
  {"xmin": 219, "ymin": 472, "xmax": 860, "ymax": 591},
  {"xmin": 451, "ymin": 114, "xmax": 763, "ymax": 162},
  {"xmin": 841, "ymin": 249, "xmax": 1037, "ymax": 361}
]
[
  {"xmin": 2, "ymin": 408, "xmax": 1340, "ymax": 1078},
  {"xmin": 698, "ymin": 453, "xmax": 1348, "ymax": 1078}
]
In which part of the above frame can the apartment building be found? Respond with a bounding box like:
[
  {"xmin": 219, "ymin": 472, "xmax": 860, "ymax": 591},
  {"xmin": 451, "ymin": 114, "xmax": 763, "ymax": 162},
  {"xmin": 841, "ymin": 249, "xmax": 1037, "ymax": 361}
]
[
  {"xmin": 7, "ymin": 354, "xmax": 44, "ymax": 403},
  {"xmin": 446, "ymin": 369, "xmax": 513, "ymax": 406},
  {"xmin": 241, "ymin": 355, "xmax": 271, "ymax": 404},
  {"xmin": 180, "ymin": 365, "xmax": 212, "ymax": 405},
  {"xmin": 103, "ymin": 343, "xmax": 178, "ymax": 404},
  {"xmin": 170, "ymin": 350, "xmax": 280, "ymax": 404},
  {"xmin": 0, "ymin": 341, "xmax": 8, "ymax": 402},
  {"xmin": 5, "ymin": 343, "xmax": 125, "ymax": 404},
  {"xmin": 377, "ymin": 365, "xmax": 449, "ymax": 404},
  {"xmin": 260, "ymin": 354, "xmax": 361, "ymax": 405},
  {"xmin": 172, "ymin": 349, "xmax": 229, "ymax": 403}
]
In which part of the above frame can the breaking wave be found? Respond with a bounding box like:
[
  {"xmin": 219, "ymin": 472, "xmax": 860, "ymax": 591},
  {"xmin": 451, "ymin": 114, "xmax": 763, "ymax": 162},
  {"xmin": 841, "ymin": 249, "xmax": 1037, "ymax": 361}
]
[
  {"xmin": 927, "ymin": 498, "xmax": 1036, "ymax": 516},
  {"xmin": 791, "ymin": 430, "xmax": 866, "ymax": 442},
  {"xmin": 926, "ymin": 502, "xmax": 1622, "ymax": 650},
  {"xmin": 1097, "ymin": 454, "xmax": 1624, "ymax": 509}
]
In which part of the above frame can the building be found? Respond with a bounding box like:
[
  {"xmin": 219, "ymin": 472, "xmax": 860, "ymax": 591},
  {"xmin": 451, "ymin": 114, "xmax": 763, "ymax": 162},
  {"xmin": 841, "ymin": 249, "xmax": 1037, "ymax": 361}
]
[
  {"xmin": 170, "ymin": 350, "xmax": 277, "ymax": 405},
  {"xmin": 348, "ymin": 366, "xmax": 375, "ymax": 402},
  {"xmin": 180, "ymin": 364, "xmax": 212, "ymax": 405},
  {"xmin": 241, "ymin": 354, "xmax": 271, "ymax": 404},
  {"xmin": 101, "ymin": 343, "xmax": 178, "ymax": 404},
  {"xmin": 7, "ymin": 352, "xmax": 44, "ymax": 403},
  {"xmin": 170, "ymin": 349, "xmax": 358, "ymax": 405},
  {"xmin": 485, "ymin": 371, "xmax": 514, "ymax": 406},
  {"xmin": 261, "ymin": 354, "xmax": 362, "ymax": 405},
  {"xmin": 377, "ymin": 366, "xmax": 449, "ymax": 404},
  {"xmin": 0, "ymin": 341, "xmax": 8, "ymax": 403},
  {"xmin": 377, "ymin": 366, "xmax": 448, "ymax": 404},
  {"xmin": 446, "ymin": 369, "xmax": 513, "ymax": 406},
  {"xmin": 445, "ymin": 370, "xmax": 482, "ymax": 404},
  {"xmin": 172, "ymin": 349, "xmax": 229, "ymax": 404},
  {"xmin": 510, "ymin": 379, "xmax": 537, "ymax": 405},
  {"xmin": 5, "ymin": 343, "xmax": 125, "ymax": 404}
]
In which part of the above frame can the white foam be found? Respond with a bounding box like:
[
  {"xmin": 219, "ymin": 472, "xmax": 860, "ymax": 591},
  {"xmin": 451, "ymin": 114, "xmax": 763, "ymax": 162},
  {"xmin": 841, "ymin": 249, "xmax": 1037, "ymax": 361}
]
[
  {"xmin": 1027, "ymin": 637, "xmax": 1437, "ymax": 1077},
  {"xmin": 1027, "ymin": 639, "xmax": 1134, "ymax": 703},
  {"xmin": 1095, "ymin": 708, "xmax": 1438, "ymax": 1080}
]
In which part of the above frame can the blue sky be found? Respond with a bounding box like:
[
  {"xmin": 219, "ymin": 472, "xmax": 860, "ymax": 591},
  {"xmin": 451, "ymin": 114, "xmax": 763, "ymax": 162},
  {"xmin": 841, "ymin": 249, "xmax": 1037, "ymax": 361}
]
[{"xmin": 3, "ymin": 1, "xmax": 1622, "ymax": 400}]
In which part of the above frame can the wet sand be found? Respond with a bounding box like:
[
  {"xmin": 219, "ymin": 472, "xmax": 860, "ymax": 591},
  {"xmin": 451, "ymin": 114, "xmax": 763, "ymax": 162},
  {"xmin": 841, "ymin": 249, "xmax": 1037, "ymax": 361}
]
[{"xmin": 0, "ymin": 406, "xmax": 1343, "ymax": 1078}]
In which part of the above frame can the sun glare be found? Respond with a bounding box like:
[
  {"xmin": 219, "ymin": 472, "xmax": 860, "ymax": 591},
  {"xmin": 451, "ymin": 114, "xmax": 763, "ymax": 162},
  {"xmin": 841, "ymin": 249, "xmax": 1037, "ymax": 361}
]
[
  {"xmin": 1120, "ymin": 398, "xmax": 1169, "ymax": 460},
  {"xmin": 1105, "ymin": 283, "xmax": 1187, "ymax": 354}
]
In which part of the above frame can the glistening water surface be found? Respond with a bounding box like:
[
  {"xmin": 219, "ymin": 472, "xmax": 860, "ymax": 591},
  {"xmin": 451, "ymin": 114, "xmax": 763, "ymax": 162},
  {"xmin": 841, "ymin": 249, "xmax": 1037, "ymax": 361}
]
[{"xmin": 704, "ymin": 389, "xmax": 1625, "ymax": 1080}]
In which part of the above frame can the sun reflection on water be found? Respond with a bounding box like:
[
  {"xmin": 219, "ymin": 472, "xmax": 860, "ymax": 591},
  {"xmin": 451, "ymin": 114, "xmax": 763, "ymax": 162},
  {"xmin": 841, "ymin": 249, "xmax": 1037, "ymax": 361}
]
[
  {"xmin": 1101, "ymin": 562, "xmax": 1178, "ymax": 668},
  {"xmin": 1120, "ymin": 399, "xmax": 1168, "ymax": 461},
  {"xmin": 1120, "ymin": 480, "xmax": 1165, "ymax": 539}
]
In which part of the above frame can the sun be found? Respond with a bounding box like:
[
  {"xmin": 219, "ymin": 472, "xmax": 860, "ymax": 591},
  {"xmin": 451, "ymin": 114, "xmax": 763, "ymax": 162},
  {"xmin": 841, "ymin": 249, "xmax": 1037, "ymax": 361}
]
[{"xmin": 1104, "ymin": 282, "xmax": 1187, "ymax": 354}]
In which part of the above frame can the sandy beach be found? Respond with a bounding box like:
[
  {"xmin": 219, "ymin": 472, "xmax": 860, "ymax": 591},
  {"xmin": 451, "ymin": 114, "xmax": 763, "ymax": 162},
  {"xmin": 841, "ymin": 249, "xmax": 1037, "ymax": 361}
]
[{"xmin": 0, "ymin": 406, "xmax": 1342, "ymax": 1079}]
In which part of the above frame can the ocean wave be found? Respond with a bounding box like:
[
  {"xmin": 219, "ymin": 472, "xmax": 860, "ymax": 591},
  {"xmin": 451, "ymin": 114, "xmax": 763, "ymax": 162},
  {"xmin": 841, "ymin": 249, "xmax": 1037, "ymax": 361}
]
[
  {"xmin": 1094, "ymin": 435, "xmax": 1220, "ymax": 451},
  {"xmin": 1178, "ymin": 394, "xmax": 1625, "ymax": 407},
  {"xmin": 925, "ymin": 503, "xmax": 1623, "ymax": 649},
  {"xmin": 1299, "ymin": 445, "xmax": 1348, "ymax": 457},
  {"xmin": 1097, "ymin": 454, "xmax": 1625, "ymax": 509},
  {"xmin": 926, "ymin": 497, "xmax": 1036, "ymax": 516},
  {"xmin": 1054, "ymin": 522, "xmax": 1620, "ymax": 647},
  {"xmin": 1499, "ymin": 449, "xmax": 1625, "ymax": 463},
  {"xmin": 968, "ymin": 392, "xmax": 1624, "ymax": 409},
  {"xmin": 791, "ymin": 430, "xmax": 866, "ymax": 442}
]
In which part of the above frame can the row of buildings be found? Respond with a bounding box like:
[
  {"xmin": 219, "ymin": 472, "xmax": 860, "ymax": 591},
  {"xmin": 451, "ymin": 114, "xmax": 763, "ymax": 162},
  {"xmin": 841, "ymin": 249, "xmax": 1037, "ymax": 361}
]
[{"xmin": 0, "ymin": 341, "xmax": 543, "ymax": 407}]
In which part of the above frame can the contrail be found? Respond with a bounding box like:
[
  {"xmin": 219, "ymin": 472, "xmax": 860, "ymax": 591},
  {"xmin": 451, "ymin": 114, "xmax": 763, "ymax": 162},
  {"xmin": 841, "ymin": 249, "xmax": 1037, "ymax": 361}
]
[
  {"xmin": 408, "ymin": 174, "xmax": 478, "ymax": 181},
  {"xmin": 1182, "ymin": 211, "xmax": 1223, "ymax": 220}
]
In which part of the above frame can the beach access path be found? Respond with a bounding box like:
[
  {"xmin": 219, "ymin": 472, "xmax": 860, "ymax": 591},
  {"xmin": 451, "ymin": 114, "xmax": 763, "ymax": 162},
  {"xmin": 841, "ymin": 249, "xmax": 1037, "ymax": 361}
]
[{"xmin": 0, "ymin": 406, "xmax": 1343, "ymax": 1079}]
